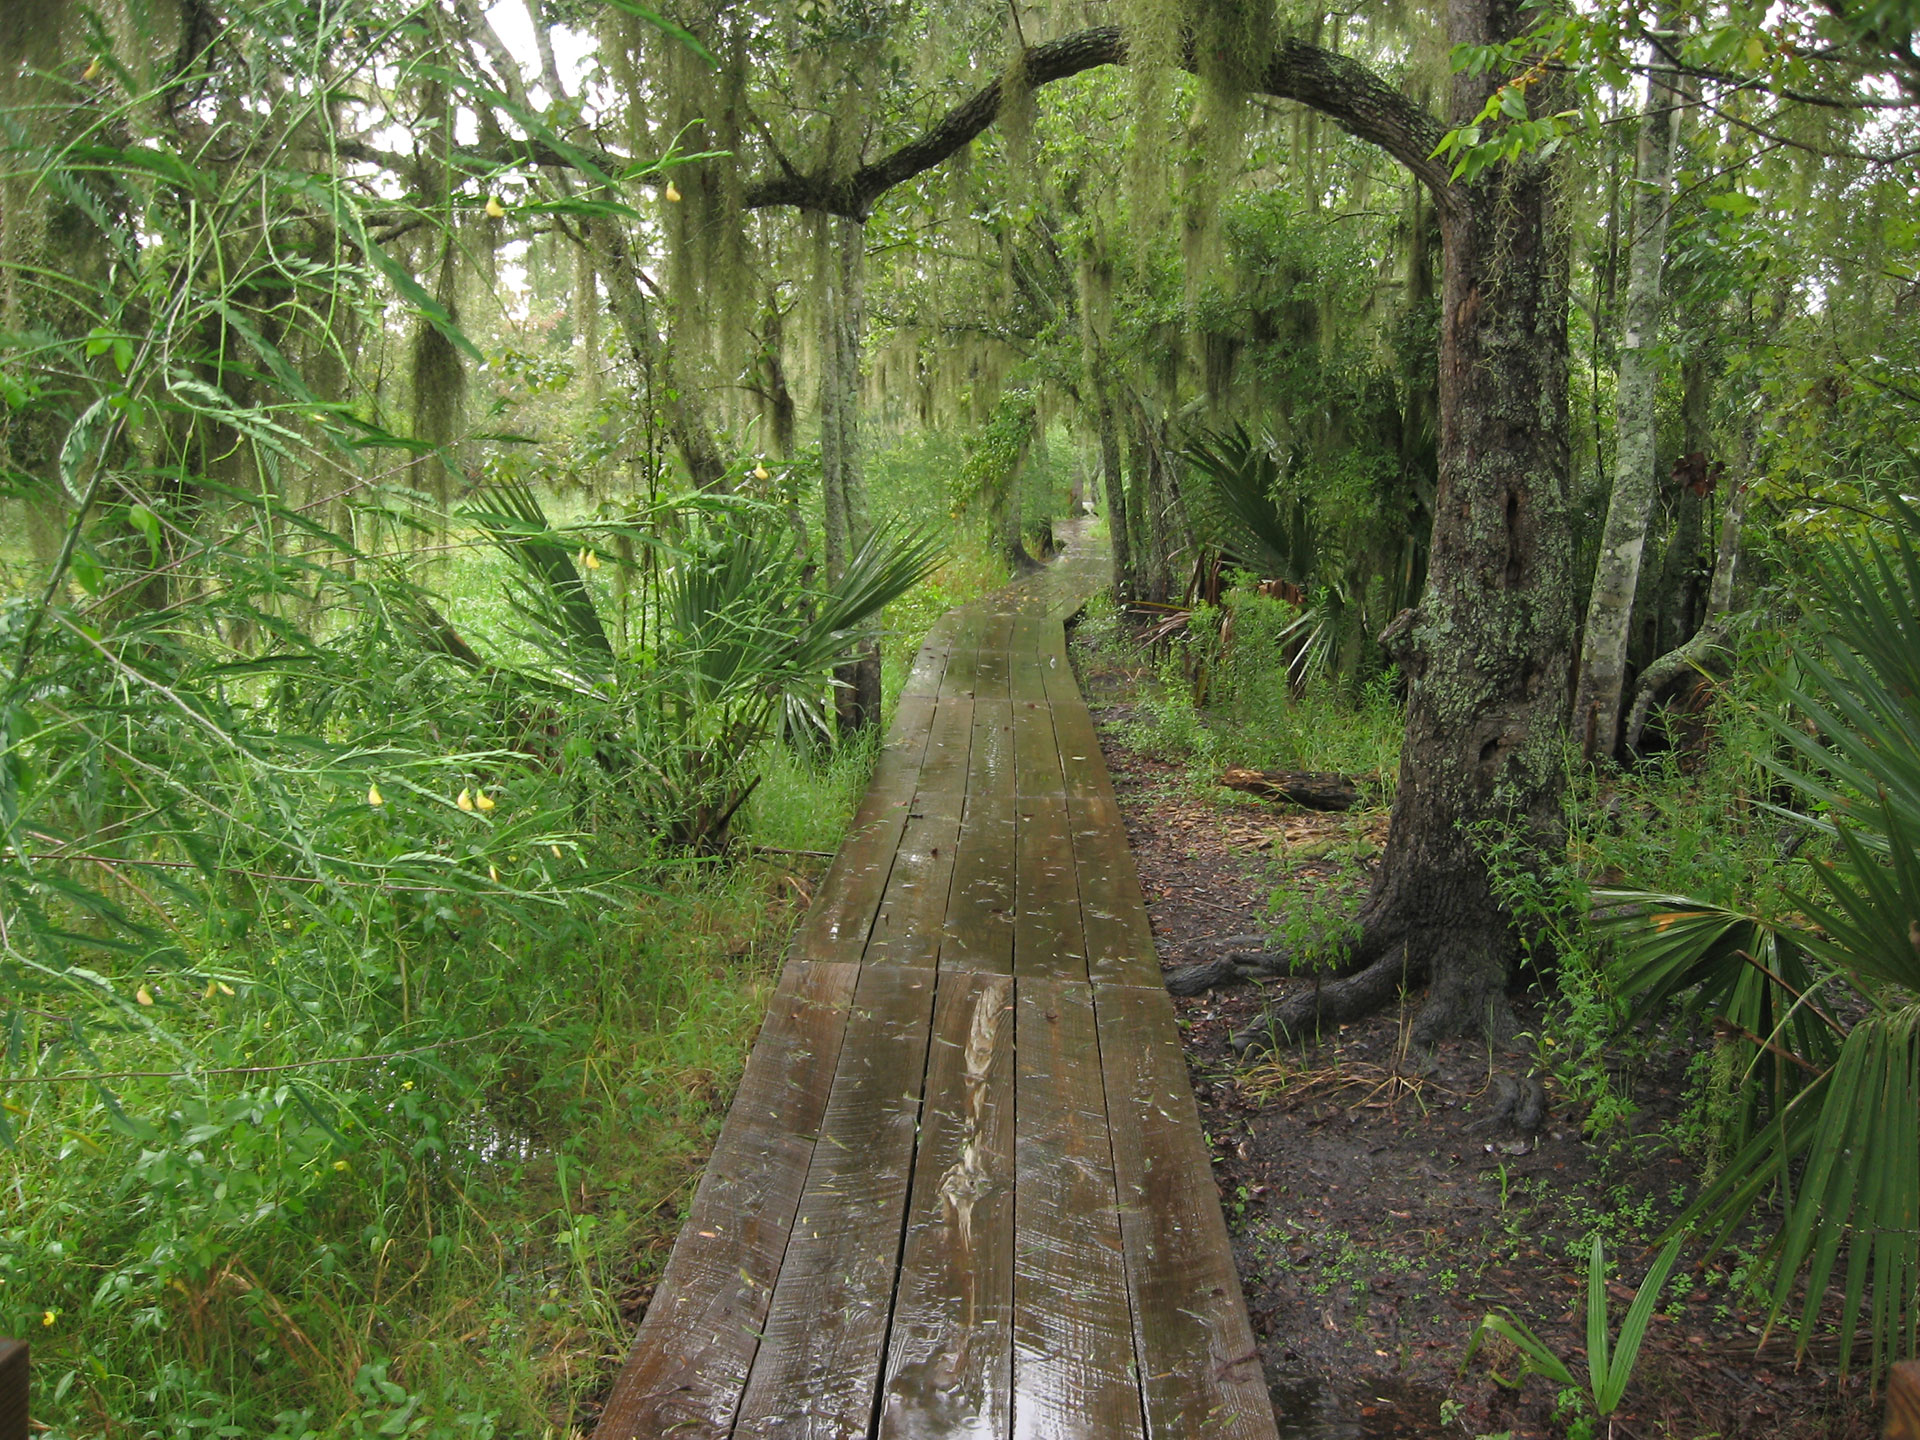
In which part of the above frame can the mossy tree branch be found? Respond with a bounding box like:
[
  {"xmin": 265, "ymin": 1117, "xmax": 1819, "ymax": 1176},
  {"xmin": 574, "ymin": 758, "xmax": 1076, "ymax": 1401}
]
[{"xmin": 738, "ymin": 27, "xmax": 1458, "ymax": 219}]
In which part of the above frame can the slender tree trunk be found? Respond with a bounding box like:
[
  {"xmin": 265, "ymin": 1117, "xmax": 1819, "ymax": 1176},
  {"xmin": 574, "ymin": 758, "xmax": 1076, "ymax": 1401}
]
[
  {"xmin": 1127, "ymin": 405, "xmax": 1172, "ymax": 604},
  {"xmin": 1143, "ymin": 413, "xmax": 1175, "ymax": 603},
  {"xmin": 819, "ymin": 215, "xmax": 880, "ymax": 735},
  {"xmin": 588, "ymin": 220, "xmax": 730, "ymax": 491},
  {"xmin": 1572, "ymin": 9, "xmax": 1685, "ymax": 761},
  {"xmin": 1650, "ymin": 352, "xmax": 1711, "ymax": 657},
  {"xmin": 1001, "ymin": 452, "xmax": 1038, "ymax": 572},
  {"xmin": 1091, "ymin": 364, "xmax": 1133, "ymax": 605}
]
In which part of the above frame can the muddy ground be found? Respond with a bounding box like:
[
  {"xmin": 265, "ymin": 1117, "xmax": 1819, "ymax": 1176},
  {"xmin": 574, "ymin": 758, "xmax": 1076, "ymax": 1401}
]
[{"xmin": 1073, "ymin": 639, "xmax": 1881, "ymax": 1440}]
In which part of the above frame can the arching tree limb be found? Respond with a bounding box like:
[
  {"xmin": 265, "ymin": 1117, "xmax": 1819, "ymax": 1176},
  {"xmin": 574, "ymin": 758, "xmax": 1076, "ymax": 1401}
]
[{"xmin": 739, "ymin": 27, "xmax": 1457, "ymax": 219}]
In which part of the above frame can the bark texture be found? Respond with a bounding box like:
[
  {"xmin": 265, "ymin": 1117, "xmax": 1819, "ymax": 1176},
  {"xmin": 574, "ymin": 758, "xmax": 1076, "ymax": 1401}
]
[{"xmin": 1572, "ymin": 15, "xmax": 1685, "ymax": 761}]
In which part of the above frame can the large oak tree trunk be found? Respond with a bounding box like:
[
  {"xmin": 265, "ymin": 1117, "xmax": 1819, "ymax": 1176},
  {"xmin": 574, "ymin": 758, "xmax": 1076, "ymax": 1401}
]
[{"xmin": 1236, "ymin": 0, "xmax": 1574, "ymax": 1053}]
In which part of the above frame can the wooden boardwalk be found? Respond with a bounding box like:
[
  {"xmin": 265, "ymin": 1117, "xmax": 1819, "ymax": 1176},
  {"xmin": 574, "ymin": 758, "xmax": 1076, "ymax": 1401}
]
[{"xmin": 594, "ymin": 528, "xmax": 1279, "ymax": 1440}]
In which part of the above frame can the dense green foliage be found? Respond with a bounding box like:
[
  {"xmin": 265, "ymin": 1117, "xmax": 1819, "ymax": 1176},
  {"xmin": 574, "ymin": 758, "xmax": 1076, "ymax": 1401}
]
[{"xmin": 2, "ymin": 0, "xmax": 1919, "ymax": 1427}]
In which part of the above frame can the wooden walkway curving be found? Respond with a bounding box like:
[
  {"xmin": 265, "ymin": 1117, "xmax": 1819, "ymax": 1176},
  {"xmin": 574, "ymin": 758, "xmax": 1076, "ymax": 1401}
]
[{"xmin": 594, "ymin": 527, "xmax": 1280, "ymax": 1440}]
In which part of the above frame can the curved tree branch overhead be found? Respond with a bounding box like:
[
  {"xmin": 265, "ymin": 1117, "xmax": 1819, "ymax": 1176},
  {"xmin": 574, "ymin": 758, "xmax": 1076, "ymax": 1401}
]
[{"xmin": 739, "ymin": 26, "xmax": 1458, "ymax": 218}]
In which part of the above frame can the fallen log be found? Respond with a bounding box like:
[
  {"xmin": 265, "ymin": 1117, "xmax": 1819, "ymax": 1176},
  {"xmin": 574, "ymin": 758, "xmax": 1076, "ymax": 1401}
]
[{"xmin": 1219, "ymin": 768, "xmax": 1363, "ymax": 811}]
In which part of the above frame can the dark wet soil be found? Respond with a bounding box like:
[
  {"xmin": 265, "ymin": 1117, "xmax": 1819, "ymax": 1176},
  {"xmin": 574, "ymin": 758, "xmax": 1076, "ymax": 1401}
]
[{"xmin": 1072, "ymin": 631, "xmax": 1880, "ymax": 1440}]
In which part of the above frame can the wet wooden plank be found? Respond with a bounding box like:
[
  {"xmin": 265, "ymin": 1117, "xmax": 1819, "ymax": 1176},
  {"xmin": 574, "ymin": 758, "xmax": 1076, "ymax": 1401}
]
[
  {"xmin": 1008, "ymin": 616, "xmax": 1058, "ymax": 705},
  {"xmin": 1012, "ymin": 700, "xmax": 1065, "ymax": 799},
  {"xmin": 900, "ymin": 614, "xmax": 960, "ymax": 699},
  {"xmin": 866, "ymin": 811, "xmax": 961, "ymax": 967},
  {"xmin": 1050, "ymin": 702, "xmax": 1114, "ymax": 804},
  {"xmin": 731, "ymin": 965, "xmax": 939, "ymax": 1440},
  {"xmin": 786, "ymin": 696, "xmax": 936, "ymax": 962},
  {"xmin": 937, "ymin": 611, "xmax": 990, "ymax": 700},
  {"xmin": 943, "ymin": 795, "xmax": 1015, "ymax": 975},
  {"xmin": 1012, "ymin": 613, "xmax": 1068, "ymax": 666},
  {"xmin": 1014, "ymin": 795, "xmax": 1086, "ymax": 981},
  {"xmin": 1067, "ymin": 791, "xmax": 1161, "ymax": 989},
  {"xmin": 938, "ymin": 696, "xmax": 1016, "ymax": 973},
  {"xmin": 876, "ymin": 972, "xmax": 1016, "ymax": 1439},
  {"xmin": 959, "ymin": 614, "xmax": 1014, "ymax": 701},
  {"xmin": 912, "ymin": 697, "xmax": 975, "ymax": 818},
  {"xmin": 1094, "ymin": 982, "xmax": 1280, "ymax": 1440},
  {"xmin": 1011, "ymin": 980, "xmax": 1145, "ymax": 1440},
  {"xmin": 592, "ymin": 960, "xmax": 860, "ymax": 1440}
]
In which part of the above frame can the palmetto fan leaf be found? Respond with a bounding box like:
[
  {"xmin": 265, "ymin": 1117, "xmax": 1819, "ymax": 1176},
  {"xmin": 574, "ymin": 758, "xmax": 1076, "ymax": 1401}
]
[
  {"xmin": 464, "ymin": 483, "xmax": 615, "ymax": 684},
  {"xmin": 1606, "ymin": 472, "xmax": 1920, "ymax": 1381},
  {"xmin": 1182, "ymin": 423, "xmax": 1316, "ymax": 582},
  {"xmin": 1183, "ymin": 424, "xmax": 1342, "ymax": 691},
  {"xmin": 464, "ymin": 483, "xmax": 942, "ymax": 849}
]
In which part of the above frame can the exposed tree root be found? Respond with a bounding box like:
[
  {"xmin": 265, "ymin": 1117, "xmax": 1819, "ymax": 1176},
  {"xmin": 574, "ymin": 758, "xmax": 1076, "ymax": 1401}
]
[{"xmin": 1231, "ymin": 938, "xmax": 1423, "ymax": 1055}]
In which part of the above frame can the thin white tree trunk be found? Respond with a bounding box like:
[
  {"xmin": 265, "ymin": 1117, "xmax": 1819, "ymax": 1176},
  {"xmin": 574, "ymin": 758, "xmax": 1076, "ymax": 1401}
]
[{"xmin": 1573, "ymin": 10, "xmax": 1686, "ymax": 760}]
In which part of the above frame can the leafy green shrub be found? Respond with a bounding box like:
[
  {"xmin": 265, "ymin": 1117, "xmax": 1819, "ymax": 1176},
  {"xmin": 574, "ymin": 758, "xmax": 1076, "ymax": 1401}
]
[{"xmin": 1602, "ymin": 482, "xmax": 1920, "ymax": 1380}]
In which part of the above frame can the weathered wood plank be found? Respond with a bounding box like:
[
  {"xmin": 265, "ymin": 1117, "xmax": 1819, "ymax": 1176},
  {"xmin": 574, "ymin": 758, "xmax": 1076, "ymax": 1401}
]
[
  {"xmin": 942, "ymin": 804, "xmax": 1015, "ymax": 975},
  {"xmin": 1014, "ymin": 796, "xmax": 1086, "ymax": 982},
  {"xmin": 1012, "ymin": 614, "xmax": 1067, "ymax": 667},
  {"xmin": 731, "ymin": 965, "xmax": 939, "ymax": 1440},
  {"xmin": 1011, "ymin": 980, "xmax": 1146, "ymax": 1440},
  {"xmin": 1067, "ymin": 791, "xmax": 1161, "ymax": 989},
  {"xmin": 899, "ymin": 614, "xmax": 960, "ymax": 699},
  {"xmin": 1012, "ymin": 700, "xmax": 1065, "ymax": 800},
  {"xmin": 866, "ymin": 811, "xmax": 961, "ymax": 967},
  {"xmin": 961, "ymin": 614, "xmax": 1014, "ymax": 701},
  {"xmin": 786, "ymin": 696, "xmax": 936, "ymax": 962},
  {"xmin": 592, "ymin": 960, "xmax": 860, "ymax": 1440},
  {"xmin": 1050, "ymin": 701, "xmax": 1113, "ymax": 803},
  {"xmin": 938, "ymin": 611, "xmax": 990, "ymax": 700},
  {"xmin": 1008, "ymin": 616, "xmax": 1057, "ymax": 705},
  {"xmin": 1094, "ymin": 982, "xmax": 1280, "ymax": 1440},
  {"xmin": 912, "ymin": 697, "xmax": 975, "ymax": 818},
  {"xmin": 938, "ymin": 697, "xmax": 1016, "ymax": 974},
  {"xmin": 877, "ymin": 972, "xmax": 1017, "ymax": 1439}
]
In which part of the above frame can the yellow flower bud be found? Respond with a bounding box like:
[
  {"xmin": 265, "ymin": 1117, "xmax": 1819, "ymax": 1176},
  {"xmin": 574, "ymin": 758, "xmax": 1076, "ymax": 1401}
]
[
  {"xmin": 332, "ymin": 1159, "xmax": 350, "ymax": 1172},
  {"xmin": 584, "ymin": 549, "xmax": 601, "ymax": 570},
  {"xmin": 550, "ymin": 844, "xmax": 563, "ymax": 859},
  {"xmin": 475, "ymin": 791, "xmax": 496, "ymax": 813},
  {"xmin": 204, "ymin": 980, "xmax": 218, "ymax": 1000},
  {"xmin": 753, "ymin": 463, "xmax": 770, "ymax": 482},
  {"xmin": 367, "ymin": 783, "xmax": 384, "ymax": 806},
  {"xmin": 457, "ymin": 788, "xmax": 474, "ymax": 812},
  {"xmin": 664, "ymin": 180, "xmax": 682, "ymax": 203},
  {"xmin": 42, "ymin": 1309, "xmax": 57, "ymax": 1327},
  {"xmin": 83, "ymin": 58, "xmax": 100, "ymax": 80},
  {"xmin": 485, "ymin": 195, "xmax": 507, "ymax": 219},
  {"xmin": 218, "ymin": 981, "xmax": 234, "ymax": 996},
  {"xmin": 488, "ymin": 862, "xmax": 499, "ymax": 883}
]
